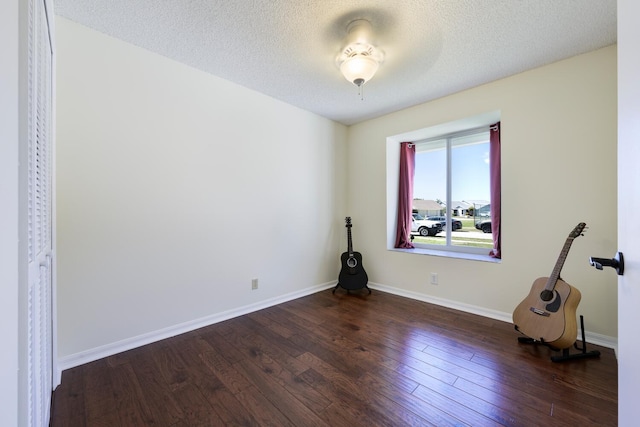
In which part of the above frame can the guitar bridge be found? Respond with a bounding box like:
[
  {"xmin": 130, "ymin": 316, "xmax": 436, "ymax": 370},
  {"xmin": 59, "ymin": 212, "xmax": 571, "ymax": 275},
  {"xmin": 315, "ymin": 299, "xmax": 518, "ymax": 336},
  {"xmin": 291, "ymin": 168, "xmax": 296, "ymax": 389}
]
[{"xmin": 530, "ymin": 307, "xmax": 550, "ymax": 317}]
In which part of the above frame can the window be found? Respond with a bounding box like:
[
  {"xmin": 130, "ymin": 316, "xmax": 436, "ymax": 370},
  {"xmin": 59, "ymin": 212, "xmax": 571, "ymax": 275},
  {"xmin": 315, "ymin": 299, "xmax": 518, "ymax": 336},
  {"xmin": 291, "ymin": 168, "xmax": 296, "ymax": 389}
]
[
  {"xmin": 413, "ymin": 128, "xmax": 492, "ymax": 254},
  {"xmin": 386, "ymin": 112, "xmax": 501, "ymax": 261}
]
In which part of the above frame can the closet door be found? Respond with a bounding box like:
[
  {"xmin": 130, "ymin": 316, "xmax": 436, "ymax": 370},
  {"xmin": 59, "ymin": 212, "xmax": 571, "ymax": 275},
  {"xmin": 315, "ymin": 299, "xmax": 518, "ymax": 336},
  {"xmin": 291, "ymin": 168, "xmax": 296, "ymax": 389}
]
[{"xmin": 26, "ymin": 0, "xmax": 54, "ymax": 424}]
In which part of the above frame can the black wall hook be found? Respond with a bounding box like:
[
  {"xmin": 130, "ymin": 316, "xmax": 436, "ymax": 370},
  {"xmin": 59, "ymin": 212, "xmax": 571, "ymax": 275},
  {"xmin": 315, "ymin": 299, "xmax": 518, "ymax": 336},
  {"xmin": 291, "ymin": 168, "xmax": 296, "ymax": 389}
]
[{"xmin": 589, "ymin": 252, "xmax": 624, "ymax": 275}]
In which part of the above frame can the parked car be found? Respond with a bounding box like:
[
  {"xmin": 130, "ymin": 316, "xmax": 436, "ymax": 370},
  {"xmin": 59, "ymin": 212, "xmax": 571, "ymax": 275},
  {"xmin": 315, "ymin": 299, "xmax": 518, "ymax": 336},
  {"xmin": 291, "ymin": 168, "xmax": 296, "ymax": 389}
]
[
  {"xmin": 475, "ymin": 219, "xmax": 492, "ymax": 233},
  {"xmin": 411, "ymin": 216, "xmax": 442, "ymax": 236},
  {"xmin": 427, "ymin": 216, "xmax": 462, "ymax": 230}
]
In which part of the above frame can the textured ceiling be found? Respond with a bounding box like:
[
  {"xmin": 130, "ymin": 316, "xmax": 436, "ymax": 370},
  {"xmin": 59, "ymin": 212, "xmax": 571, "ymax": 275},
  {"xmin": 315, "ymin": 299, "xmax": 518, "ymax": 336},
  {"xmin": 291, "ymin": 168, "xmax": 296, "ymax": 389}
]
[{"xmin": 54, "ymin": 0, "xmax": 617, "ymax": 125}]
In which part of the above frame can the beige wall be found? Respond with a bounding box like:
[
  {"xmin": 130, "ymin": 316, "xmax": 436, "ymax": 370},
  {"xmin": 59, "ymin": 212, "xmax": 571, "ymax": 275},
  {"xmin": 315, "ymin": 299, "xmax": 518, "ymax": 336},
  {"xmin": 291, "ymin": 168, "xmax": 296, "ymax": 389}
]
[
  {"xmin": 348, "ymin": 45, "xmax": 618, "ymax": 340},
  {"xmin": 56, "ymin": 18, "xmax": 348, "ymax": 360}
]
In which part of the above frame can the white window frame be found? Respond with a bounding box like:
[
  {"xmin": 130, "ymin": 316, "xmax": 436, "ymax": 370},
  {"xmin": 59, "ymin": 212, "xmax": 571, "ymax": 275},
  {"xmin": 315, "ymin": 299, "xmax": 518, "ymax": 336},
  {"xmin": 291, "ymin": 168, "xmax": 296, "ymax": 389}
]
[{"xmin": 386, "ymin": 111, "xmax": 501, "ymax": 262}]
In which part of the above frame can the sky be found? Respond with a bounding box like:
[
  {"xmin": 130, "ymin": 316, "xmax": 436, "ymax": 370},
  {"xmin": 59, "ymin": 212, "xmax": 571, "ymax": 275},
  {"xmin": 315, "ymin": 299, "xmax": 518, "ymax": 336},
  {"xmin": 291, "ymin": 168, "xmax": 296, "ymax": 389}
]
[{"xmin": 413, "ymin": 141, "xmax": 490, "ymax": 203}]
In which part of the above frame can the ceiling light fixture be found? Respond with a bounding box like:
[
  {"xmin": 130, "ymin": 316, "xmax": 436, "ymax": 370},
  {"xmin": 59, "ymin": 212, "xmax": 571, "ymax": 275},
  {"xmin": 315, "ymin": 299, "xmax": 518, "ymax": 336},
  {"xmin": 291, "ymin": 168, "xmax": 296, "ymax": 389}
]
[{"xmin": 336, "ymin": 19, "xmax": 384, "ymax": 99}]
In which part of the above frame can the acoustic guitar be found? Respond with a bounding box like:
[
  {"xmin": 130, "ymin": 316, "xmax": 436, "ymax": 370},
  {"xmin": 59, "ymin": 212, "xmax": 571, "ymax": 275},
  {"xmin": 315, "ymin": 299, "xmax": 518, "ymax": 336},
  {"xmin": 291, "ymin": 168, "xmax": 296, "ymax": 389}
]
[
  {"xmin": 334, "ymin": 217, "xmax": 370, "ymax": 294},
  {"xmin": 512, "ymin": 222, "xmax": 586, "ymax": 349}
]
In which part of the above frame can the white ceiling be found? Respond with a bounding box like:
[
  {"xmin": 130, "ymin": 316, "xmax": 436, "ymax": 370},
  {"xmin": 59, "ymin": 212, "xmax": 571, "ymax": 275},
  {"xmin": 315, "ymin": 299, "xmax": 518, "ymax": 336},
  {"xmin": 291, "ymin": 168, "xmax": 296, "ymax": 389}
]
[{"xmin": 54, "ymin": 0, "xmax": 617, "ymax": 126}]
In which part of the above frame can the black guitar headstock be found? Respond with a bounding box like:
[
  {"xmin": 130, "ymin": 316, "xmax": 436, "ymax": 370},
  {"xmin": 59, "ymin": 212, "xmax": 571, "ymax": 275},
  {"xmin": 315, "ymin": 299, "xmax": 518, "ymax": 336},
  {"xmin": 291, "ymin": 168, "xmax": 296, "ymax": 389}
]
[
  {"xmin": 569, "ymin": 222, "xmax": 587, "ymax": 239},
  {"xmin": 345, "ymin": 217, "xmax": 352, "ymax": 228}
]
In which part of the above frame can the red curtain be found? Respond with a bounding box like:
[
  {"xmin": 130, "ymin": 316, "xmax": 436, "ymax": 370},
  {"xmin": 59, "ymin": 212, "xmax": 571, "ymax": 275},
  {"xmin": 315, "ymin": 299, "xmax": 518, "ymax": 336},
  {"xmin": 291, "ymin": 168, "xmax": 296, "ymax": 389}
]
[
  {"xmin": 489, "ymin": 122, "xmax": 501, "ymax": 258},
  {"xmin": 395, "ymin": 142, "xmax": 415, "ymax": 248}
]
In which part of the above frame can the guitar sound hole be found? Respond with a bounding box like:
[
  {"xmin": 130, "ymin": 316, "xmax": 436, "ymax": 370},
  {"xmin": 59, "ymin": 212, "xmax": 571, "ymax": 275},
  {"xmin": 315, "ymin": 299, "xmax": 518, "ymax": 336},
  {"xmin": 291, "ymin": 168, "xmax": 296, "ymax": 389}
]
[
  {"xmin": 346, "ymin": 258, "xmax": 358, "ymax": 268},
  {"xmin": 540, "ymin": 290, "xmax": 554, "ymax": 302}
]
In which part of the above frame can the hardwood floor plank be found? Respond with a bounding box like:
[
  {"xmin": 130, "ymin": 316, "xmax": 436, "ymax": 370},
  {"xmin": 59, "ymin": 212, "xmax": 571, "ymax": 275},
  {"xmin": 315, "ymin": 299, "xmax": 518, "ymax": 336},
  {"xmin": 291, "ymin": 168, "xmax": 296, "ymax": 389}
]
[
  {"xmin": 367, "ymin": 357, "xmax": 515, "ymax": 426},
  {"xmin": 157, "ymin": 334, "xmax": 264, "ymax": 425},
  {"xmin": 220, "ymin": 315, "xmax": 310, "ymax": 375},
  {"xmin": 127, "ymin": 350, "xmax": 184, "ymax": 425},
  {"xmin": 410, "ymin": 384, "xmax": 503, "ymax": 427},
  {"xmin": 232, "ymin": 358, "xmax": 330, "ymax": 426},
  {"xmin": 395, "ymin": 351, "xmax": 460, "ymax": 385},
  {"xmin": 108, "ymin": 362, "xmax": 156, "ymax": 426},
  {"xmin": 454, "ymin": 376, "xmax": 605, "ymax": 426},
  {"xmin": 288, "ymin": 329, "xmax": 369, "ymax": 379},
  {"xmin": 50, "ymin": 364, "xmax": 86, "ymax": 426},
  {"xmin": 51, "ymin": 290, "xmax": 617, "ymax": 426},
  {"xmin": 197, "ymin": 326, "xmax": 248, "ymax": 365},
  {"xmin": 169, "ymin": 383, "xmax": 225, "ymax": 426},
  {"xmin": 247, "ymin": 307, "xmax": 296, "ymax": 339},
  {"xmin": 150, "ymin": 343, "xmax": 191, "ymax": 391},
  {"xmin": 298, "ymin": 365, "xmax": 415, "ymax": 427},
  {"xmin": 293, "ymin": 316, "xmax": 403, "ymax": 373},
  {"xmin": 82, "ymin": 360, "xmax": 118, "ymax": 424},
  {"xmin": 299, "ymin": 350, "xmax": 477, "ymax": 427},
  {"xmin": 218, "ymin": 323, "xmax": 333, "ymax": 415},
  {"xmin": 233, "ymin": 385, "xmax": 298, "ymax": 427},
  {"xmin": 198, "ymin": 349, "xmax": 254, "ymax": 395},
  {"xmin": 354, "ymin": 368, "xmax": 471, "ymax": 427}
]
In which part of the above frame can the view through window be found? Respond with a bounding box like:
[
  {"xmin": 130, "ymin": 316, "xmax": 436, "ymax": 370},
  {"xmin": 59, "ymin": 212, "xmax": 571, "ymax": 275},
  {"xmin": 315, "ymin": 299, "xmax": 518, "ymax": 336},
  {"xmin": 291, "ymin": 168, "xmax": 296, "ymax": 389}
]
[{"xmin": 412, "ymin": 127, "xmax": 494, "ymax": 252}]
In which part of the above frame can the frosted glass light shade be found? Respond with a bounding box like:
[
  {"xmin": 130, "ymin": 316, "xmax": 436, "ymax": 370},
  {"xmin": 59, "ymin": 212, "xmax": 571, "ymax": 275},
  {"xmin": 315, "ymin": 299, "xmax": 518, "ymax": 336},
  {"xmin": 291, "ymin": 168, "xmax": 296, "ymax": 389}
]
[{"xmin": 340, "ymin": 54, "xmax": 380, "ymax": 86}]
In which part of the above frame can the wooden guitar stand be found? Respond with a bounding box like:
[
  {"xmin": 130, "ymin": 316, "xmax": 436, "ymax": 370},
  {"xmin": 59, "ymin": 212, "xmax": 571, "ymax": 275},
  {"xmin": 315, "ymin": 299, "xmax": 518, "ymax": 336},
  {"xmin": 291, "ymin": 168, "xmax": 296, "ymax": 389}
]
[{"xmin": 516, "ymin": 315, "xmax": 601, "ymax": 362}]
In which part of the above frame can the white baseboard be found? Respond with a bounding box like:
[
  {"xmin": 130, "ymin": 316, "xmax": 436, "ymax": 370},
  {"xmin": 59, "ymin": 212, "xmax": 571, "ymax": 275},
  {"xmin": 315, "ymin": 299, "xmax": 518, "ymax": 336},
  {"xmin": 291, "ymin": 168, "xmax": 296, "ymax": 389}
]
[
  {"xmin": 368, "ymin": 282, "xmax": 618, "ymax": 353},
  {"xmin": 56, "ymin": 282, "xmax": 336, "ymax": 376},
  {"xmin": 55, "ymin": 279, "xmax": 618, "ymax": 382}
]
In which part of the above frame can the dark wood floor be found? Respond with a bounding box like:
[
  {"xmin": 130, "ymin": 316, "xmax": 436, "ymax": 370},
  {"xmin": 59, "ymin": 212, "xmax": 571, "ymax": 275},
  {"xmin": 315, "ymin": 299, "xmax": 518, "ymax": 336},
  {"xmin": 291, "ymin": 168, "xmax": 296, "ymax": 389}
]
[{"xmin": 51, "ymin": 289, "xmax": 617, "ymax": 426}]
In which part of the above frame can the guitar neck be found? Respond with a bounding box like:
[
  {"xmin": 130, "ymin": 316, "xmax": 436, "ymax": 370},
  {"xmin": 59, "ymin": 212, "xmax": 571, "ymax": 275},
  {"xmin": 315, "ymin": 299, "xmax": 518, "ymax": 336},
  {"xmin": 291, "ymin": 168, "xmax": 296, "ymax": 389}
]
[
  {"xmin": 347, "ymin": 227, "xmax": 354, "ymax": 256},
  {"xmin": 545, "ymin": 237, "xmax": 576, "ymax": 291}
]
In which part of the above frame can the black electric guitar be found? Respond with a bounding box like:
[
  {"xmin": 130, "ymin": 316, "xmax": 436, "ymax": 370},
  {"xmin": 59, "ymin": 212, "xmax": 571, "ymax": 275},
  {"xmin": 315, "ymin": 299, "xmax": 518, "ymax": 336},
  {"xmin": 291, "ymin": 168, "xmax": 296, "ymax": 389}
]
[
  {"xmin": 334, "ymin": 217, "xmax": 370, "ymax": 294},
  {"xmin": 512, "ymin": 222, "xmax": 586, "ymax": 349}
]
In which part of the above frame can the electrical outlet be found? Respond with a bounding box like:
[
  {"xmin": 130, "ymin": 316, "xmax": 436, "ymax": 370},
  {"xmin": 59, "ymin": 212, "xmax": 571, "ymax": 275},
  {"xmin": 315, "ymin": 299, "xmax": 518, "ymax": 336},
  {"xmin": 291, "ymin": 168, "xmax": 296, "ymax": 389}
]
[
  {"xmin": 430, "ymin": 273, "xmax": 438, "ymax": 285},
  {"xmin": 251, "ymin": 278, "xmax": 259, "ymax": 290}
]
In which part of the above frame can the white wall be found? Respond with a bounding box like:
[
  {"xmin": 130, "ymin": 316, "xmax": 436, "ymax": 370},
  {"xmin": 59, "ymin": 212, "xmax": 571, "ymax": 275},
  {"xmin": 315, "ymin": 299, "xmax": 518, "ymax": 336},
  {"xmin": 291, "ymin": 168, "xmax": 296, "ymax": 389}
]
[
  {"xmin": 348, "ymin": 46, "xmax": 618, "ymax": 341},
  {"xmin": 55, "ymin": 18, "xmax": 348, "ymax": 362}
]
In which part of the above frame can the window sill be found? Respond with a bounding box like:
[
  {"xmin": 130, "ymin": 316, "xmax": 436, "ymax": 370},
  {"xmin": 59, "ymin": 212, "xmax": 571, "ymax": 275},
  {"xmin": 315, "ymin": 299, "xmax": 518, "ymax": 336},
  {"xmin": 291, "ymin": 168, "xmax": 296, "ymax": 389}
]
[{"xmin": 389, "ymin": 247, "xmax": 501, "ymax": 263}]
